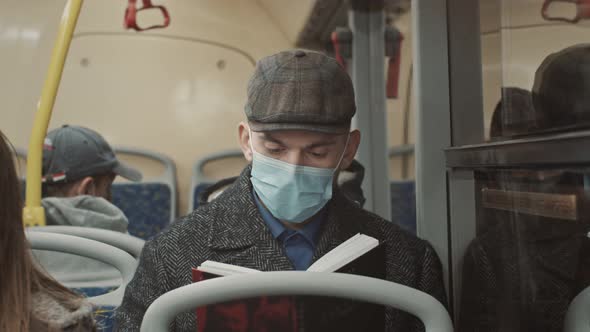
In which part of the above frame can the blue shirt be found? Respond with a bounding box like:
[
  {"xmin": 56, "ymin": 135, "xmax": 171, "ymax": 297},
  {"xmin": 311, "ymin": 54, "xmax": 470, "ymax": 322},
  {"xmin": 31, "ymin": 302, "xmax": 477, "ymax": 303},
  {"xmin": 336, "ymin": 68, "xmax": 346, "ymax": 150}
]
[{"xmin": 252, "ymin": 190, "xmax": 325, "ymax": 270}]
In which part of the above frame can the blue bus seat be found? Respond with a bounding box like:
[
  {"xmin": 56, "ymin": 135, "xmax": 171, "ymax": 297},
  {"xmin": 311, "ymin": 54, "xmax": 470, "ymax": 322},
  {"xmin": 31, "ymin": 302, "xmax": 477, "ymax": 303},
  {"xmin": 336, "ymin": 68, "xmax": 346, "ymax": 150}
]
[
  {"xmin": 93, "ymin": 305, "xmax": 117, "ymax": 332},
  {"xmin": 188, "ymin": 150, "xmax": 245, "ymax": 213},
  {"xmin": 388, "ymin": 145, "xmax": 416, "ymax": 234},
  {"xmin": 111, "ymin": 147, "xmax": 177, "ymax": 240},
  {"xmin": 390, "ymin": 180, "xmax": 417, "ymax": 234},
  {"xmin": 191, "ymin": 183, "xmax": 214, "ymax": 211},
  {"xmin": 112, "ymin": 183, "xmax": 173, "ymax": 240},
  {"xmin": 73, "ymin": 286, "xmax": 117, "ymax": 297}
]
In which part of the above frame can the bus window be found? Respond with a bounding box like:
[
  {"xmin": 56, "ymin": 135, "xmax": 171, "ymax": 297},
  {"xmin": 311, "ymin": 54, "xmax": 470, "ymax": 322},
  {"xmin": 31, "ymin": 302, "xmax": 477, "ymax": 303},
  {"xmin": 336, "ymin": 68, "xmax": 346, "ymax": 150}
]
[
  {"xmin": 481, "ymin": 0, "xmax": 590, "ymax": 141},
  {"xmin": 458, "ymin": 167, "xmax": 590, "ymax": 332}
]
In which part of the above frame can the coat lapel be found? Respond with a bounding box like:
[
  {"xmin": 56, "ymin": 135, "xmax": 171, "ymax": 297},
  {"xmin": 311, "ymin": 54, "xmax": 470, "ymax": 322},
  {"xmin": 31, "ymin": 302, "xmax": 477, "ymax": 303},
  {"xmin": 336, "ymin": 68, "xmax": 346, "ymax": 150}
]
[
  {"xmin": 311, "ymin": 191, "xmax": 365, "ymax": 267},
  {"xmin": 205, "ymin": 166, "xmax": 293, "ymax": 271},
  {"xmin": 218, "ymin": 231, "xmax": 294, "ymax": 272}
]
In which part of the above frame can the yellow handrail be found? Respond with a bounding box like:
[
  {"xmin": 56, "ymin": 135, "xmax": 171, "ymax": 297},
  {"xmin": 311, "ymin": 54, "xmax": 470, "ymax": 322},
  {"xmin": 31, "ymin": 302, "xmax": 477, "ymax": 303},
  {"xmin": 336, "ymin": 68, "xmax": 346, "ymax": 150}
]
[{"xmin": 23, "ymin": 0, "xmax": 83, "ymax": 227}]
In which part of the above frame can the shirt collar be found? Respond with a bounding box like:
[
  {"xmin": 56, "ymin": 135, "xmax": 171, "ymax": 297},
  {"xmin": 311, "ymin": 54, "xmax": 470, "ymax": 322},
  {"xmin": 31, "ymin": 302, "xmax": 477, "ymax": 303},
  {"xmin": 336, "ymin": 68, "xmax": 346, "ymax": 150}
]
[{"xmin": 252, "ymin": 188, "xmax": 325, "ymax": 245}]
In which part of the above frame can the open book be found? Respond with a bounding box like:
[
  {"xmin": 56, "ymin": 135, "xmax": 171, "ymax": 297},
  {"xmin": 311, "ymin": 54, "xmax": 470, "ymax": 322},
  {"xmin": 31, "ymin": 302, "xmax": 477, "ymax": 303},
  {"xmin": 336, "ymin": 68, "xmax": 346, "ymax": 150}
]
[
  {"xmin": 197, "ymin": 233, "xmax": 379, "ymax": 275},
  {"xmin": 192, "ymin": 234, "xmax": 385, "ymax": 332}
]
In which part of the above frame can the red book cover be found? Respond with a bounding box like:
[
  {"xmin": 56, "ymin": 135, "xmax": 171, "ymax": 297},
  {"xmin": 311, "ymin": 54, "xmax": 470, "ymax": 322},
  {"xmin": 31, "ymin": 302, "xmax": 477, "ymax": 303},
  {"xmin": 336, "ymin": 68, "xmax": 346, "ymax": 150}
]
[{"xmin": 192, "ymin": 269, "xmax": 299, "ymax": 332}]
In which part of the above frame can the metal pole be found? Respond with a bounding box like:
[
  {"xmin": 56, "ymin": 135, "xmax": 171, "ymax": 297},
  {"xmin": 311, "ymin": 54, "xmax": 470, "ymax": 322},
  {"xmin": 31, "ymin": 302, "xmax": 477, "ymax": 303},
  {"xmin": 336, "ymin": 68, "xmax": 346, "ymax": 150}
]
[
  {"xmin": 412, "ymin": 0, "xmax": 452, "ymax": 298},
  {"xmin": 349, "ymin": 0, "xmax": 391, "ymax": 221},
  {"xmin": 24, "ymin": 0, "xmax": 84, "ymax": 227},
  {"xmin": 445, "ymin": 0, "xmax": 484, "ymax": 320}
]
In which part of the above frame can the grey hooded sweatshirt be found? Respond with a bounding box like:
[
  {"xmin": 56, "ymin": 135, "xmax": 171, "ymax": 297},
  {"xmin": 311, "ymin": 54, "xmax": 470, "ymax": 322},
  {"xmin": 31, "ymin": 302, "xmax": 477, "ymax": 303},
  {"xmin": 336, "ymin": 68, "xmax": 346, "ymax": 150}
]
[{"xmin": 33, "ymin": 195, "xmax": 129, "ymax": 285}]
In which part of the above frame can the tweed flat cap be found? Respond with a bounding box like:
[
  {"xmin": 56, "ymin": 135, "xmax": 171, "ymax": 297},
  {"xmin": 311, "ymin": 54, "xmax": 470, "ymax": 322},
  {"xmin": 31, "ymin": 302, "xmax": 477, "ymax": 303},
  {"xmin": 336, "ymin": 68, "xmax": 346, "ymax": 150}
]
[{"xmin": 245, "ymin": 49, "xmax": 356, "ymax": 134}]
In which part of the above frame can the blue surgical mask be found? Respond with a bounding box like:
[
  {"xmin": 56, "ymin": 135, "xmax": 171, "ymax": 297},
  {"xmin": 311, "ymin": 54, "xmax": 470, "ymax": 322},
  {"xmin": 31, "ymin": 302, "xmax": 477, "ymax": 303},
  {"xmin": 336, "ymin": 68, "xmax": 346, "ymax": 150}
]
[{"xmin": 249, "ymin": 129, "xmax": 349, "ymax": 223}]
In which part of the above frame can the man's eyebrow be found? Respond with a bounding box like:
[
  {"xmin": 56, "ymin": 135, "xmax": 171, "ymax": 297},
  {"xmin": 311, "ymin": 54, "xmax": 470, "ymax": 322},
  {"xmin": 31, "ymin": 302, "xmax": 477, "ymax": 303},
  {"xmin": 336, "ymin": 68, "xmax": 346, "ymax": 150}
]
[
  {"xmin": 260, "ymin": 133, "xmax": 338, "ymax": 148},
  {"xmin": 260, "ymin": 133, "xmax": 285, "ymax": 145},
  {"xmin": 307, "ymin": 140, "xmax": 337, "ymax": 149}
]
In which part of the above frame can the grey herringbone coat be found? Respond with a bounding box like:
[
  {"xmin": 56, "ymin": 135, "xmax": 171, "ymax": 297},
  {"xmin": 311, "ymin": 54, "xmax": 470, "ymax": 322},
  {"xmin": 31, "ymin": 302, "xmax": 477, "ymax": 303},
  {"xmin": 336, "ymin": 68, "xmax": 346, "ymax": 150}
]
[{"xmin": 115, "ymin": 167, "xmax": 447, "ymax": 331}]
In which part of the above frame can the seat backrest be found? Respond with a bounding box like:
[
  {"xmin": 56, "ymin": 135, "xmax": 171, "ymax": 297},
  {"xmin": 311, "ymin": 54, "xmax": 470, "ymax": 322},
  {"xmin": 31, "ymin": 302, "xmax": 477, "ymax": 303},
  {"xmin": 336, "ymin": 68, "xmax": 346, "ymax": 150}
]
[
  {"xmin": 28, "ymin": 227, "xmax": 139, "ymax": 321},
  {"xmin": 27, "ymin": 225, "xmax": 145, "ymax": 258},
  {"xmin": 188, "ymin": 149, "xmax": 246, "ymax": 213},
  {"xmin": 564, "ymin": 285, "xmax": 590, "ymax": 332},
  {"xmin": 140, "ymin": 271, "xmax": 453, "ymax": 332},
  {"xmin": 111, "ymin": 147, "xmax": 177, "ymax": 240},
  {"xmin": 26, "ymin": 231, "xmax": 137, "ymax": 307},
  {"xmin": 390, "ymin": 180, "xmax": 417, "ymax": 234}
]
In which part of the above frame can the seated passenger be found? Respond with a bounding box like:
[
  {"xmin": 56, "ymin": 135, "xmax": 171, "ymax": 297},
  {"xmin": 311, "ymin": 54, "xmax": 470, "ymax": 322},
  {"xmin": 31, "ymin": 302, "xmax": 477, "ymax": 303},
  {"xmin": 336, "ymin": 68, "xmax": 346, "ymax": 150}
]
[
  {"xmin": 35, "ymin": 125, "xmax": 142, "ymax": 283},
  {"xmin": 489, "ymin": 87, "xmax": 535, "ymax": 140},
  {"xmin": 116, "ymin": 49, "xmax": 446, "ymax": 332},
  {"xmin": 0, "ymin": 130, "xmax": 95, "ymax": 331}
]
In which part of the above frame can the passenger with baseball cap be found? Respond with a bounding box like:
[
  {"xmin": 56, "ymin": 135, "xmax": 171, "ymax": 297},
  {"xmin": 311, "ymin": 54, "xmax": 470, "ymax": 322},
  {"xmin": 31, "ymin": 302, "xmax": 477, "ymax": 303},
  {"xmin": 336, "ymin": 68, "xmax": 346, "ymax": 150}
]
[
  {"xmin": 116, "ymin": 50, "xmax": 446, "ymax": 331},
  {"xmin": 35, "ymin": 125, "xmax": 142, "ymax": 284},
  {"xmin": 42, "ymin": 124, "xmax": 142, "ymax": 200}
]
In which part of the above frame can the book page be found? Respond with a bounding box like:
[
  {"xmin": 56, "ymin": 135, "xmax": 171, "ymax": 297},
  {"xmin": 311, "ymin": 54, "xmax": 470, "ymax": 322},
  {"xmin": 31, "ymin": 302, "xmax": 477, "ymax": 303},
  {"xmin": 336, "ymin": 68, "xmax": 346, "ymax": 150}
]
[
  {"xmin": 307, "ymin": 234, "xmax": 379, "ymax": 272},
  {"xmin": 196, "ymin": 234, "xmax": 379, "ymax": 275},
  {"xmin": 197, "ymin": 260, "xmax": 261, "ymax": 276},
  {"xmin": 307, "ymin": 233, "xmax": 362, "ymax": 269}
]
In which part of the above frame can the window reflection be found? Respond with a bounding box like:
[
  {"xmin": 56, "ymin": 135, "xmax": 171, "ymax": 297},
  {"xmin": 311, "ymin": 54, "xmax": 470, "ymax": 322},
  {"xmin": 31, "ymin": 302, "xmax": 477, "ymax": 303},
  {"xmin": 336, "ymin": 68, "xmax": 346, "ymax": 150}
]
[
  {"xmin": 489, "ymin": 44, "xmax": 590, "ymax": 140},
  {"xmin": 458, "ymin": 168, "xmax": 590, "ymax": 332},
  {"xmin": 481, "ymin": 0, "xmax": 590, "ymax": 140}
]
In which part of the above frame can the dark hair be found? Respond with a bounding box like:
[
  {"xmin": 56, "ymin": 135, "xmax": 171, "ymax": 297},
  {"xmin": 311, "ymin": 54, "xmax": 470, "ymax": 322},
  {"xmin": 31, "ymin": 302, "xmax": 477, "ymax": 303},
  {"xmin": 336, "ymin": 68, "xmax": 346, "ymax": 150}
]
[{"xmin": 42, "ymin": 172, "xmax": 112, "ymax": 198}]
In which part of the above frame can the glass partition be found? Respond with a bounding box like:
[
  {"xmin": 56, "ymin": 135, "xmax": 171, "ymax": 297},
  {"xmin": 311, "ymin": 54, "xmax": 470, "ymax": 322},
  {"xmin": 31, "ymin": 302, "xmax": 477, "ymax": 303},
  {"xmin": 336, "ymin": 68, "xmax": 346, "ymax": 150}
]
[
  {"xmin": 458, "ymin": 167, "xmax": 590, "ymax": 331},
  {"xmin": 480, "ymin": 0, "xmax": 590, "ymax": 141}
]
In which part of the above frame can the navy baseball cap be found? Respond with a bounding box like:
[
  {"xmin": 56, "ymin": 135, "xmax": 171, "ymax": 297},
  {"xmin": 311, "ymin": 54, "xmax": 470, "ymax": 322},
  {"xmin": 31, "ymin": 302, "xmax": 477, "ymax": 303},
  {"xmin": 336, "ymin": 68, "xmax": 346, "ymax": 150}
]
[{"xmin": 42, "ymin": 125, "xmax": 142, "ymax": 183}]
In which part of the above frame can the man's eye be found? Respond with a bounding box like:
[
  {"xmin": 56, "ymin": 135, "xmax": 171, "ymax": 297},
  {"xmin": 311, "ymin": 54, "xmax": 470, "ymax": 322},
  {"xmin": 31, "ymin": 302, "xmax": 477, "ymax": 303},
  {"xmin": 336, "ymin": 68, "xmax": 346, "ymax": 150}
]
[
  {"xmin": 309, "ymin": 151, "xmax": 328, "ymax": 158},
  {"xmin": 267, "ymin": 148, "xmax": 284, "ymax": 154}
]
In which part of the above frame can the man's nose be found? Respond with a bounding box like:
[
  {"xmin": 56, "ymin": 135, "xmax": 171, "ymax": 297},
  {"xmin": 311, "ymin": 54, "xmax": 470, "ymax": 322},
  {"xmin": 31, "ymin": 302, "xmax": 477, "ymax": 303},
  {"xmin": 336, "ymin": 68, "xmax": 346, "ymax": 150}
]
[{"xmin": 285, "ymin": 150, "xmax": 305, "ymax": 166}]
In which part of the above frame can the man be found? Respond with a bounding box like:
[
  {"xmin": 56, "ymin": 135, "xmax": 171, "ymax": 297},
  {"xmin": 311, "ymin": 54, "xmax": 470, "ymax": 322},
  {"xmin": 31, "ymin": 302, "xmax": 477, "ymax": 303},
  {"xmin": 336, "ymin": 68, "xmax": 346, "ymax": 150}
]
[
  {"xmin": 116, "ymin": 49, "xmax": 446, "ymax": 331},
  {"xmin": 35, "ymin": 124, "xmax": 142, "ymax": 282}
]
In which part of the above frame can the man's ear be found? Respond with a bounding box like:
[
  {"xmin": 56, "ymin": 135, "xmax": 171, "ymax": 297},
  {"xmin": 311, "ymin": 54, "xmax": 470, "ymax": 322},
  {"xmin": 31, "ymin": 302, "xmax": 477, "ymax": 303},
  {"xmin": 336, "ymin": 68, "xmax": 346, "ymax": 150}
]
[
  {"xmin": 339, "ymin": 130, "xmax": 361, "ymax": 170},
  {"xmin": 238, "ymin": 121, "xmax": 253, "ymax": 162},
  {"xmin": 74, "ymin": 177, "xmax": 96, "ymax": 196}
]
